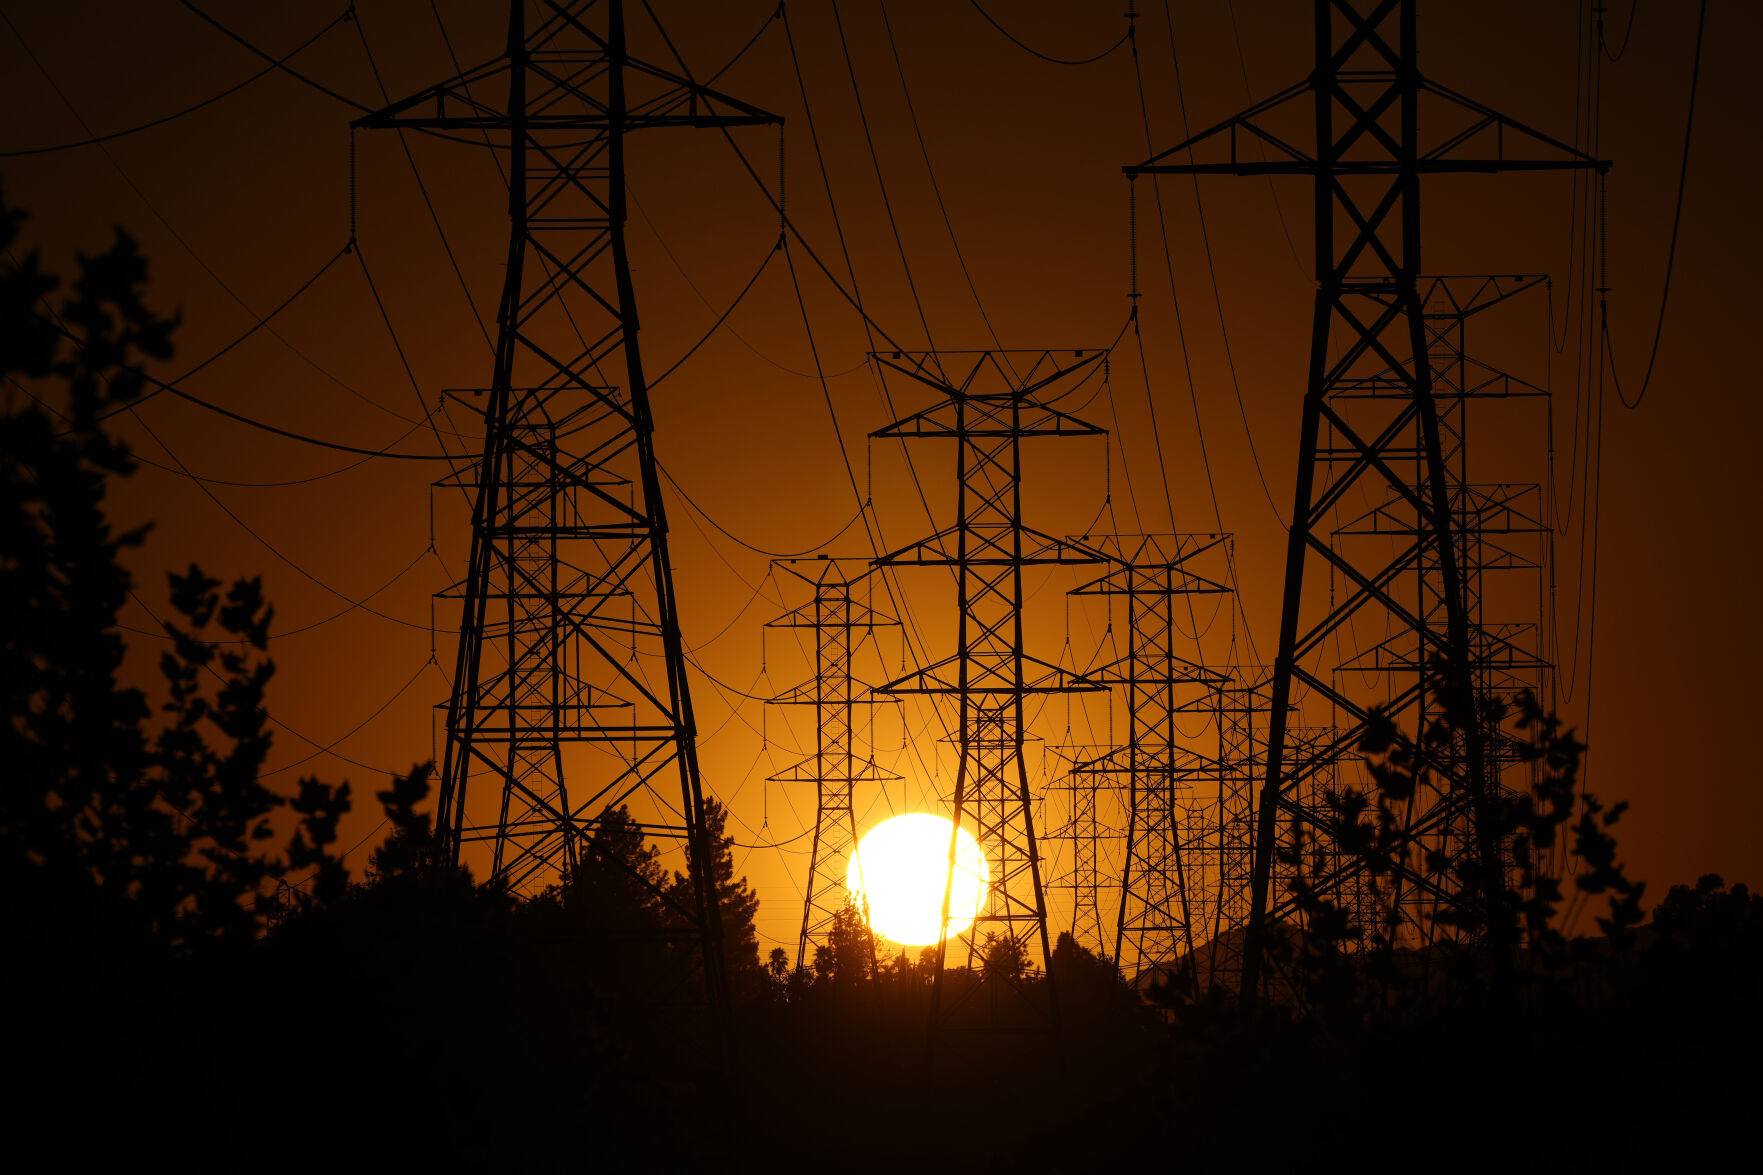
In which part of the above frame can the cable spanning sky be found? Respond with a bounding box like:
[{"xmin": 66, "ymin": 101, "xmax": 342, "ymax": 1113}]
[{"xmin": 1, "ymin": 0, "xmax": 1753, "ymax": 951}]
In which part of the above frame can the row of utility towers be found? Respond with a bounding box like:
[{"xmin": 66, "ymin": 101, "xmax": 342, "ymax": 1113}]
[{"xmin": 354, "ymin": 0, "xmax": 1605, "ymax": 1037}]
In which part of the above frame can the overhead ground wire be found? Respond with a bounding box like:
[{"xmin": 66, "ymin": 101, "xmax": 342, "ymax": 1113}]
[
  {"xmin": 351, "ymin": 7, "xmax": 495, "ymax": 351},
  {"xmin": 127, "ymin": 587, "xmax": 419, "ymax": 779},
  {"xmin": 661, "ymin": 461, "xmax": 870, "ymax": 559},
  {"xmin": 0, "ymin": 5, "xmax": 356, "ymax": 157},
  {"xmin": 1126, "ymin": 15, "xmax": 1262, "ymax": 666},
  {"xmin": 1159, "ymin": 0, "xmax": 1285, "ymax": 527},
  {"xmin": 875, "ymin": 2, "xmax": 1014, "ymax": 363},
  {"xmin": 126, "ymin": 408, "xmax": 444, "ymax": 634},
  {"xmin": 1604, "ymin": 0, "xmax": 1705, "ymax": 411},
  {"xmin": 829, "ymin": 1, "xmax": 938, "ymax": 355},
  {"xmin": 0, "ymin": 17, "xmax": 428, "ymax": 433},
  {"xmin": 177, "ymin": 0, "xmax": 373, "ymax": 114},
  {"xmin": 967, "ymin": 0, "xmax": 1133, "ymax": 66}
]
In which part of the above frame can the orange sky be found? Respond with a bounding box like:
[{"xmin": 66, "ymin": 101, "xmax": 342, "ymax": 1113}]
[{"xmin": 4, "ymin": 0, "xmax": 1758, "ymax": 955}]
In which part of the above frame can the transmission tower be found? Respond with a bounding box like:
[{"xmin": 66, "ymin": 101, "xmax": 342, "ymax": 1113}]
[
  {"xmin": 1193, "ymin": 283, "xmax": 1558, "ymax": 995},
  {"xmin": 872, "ymin": 350, "xmax": 1108, "ymax": 1024},
  {"xmin": 1330, "ymin": 274, "xmax": 1558, "ymax": 940},
  {"xmin": 766, "ymin": 558, "xmax": 898, "ymax": 971},
  {"xmin": 1047, "ymin": 746, "xmax": 1107, "ymax": 955},
  {"xmin": 356, "ymin": 0, "xmax": 778, "ymax": 1013},
  {"xmin": 1196, "ymin": 665, "xmax": 1272, "ymax": 992},
  {"xmin": 1068, "ymin": 535, "xmax": 1230, "ymax": 983},
  {"xmin": 1127, "ymin": 0, "xmax": 1605, "ymax": 1000}
]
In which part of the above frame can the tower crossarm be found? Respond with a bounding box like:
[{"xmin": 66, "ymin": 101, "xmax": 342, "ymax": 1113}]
[
  {"xmin": 359, "ymin": 1, "xmax": 781, "ymax": 1040},
  {"xmin": 1124, "ymin": 66, "xmax": 1606, "ymax": 178},
  {"xmin": 869, "ymin": 347, "xmax": 1113, "ymax": 1038},
  {"xmin": 762, "ymin": 557, "xmax": 899, "ymax": 971},
  {"xmin": 352, "ymin": 6, "xmax": 778, "ymax": 135},
  {"xmin": 1118, "ymin": 1, "xmax": 1587, "ymax": 1005}
]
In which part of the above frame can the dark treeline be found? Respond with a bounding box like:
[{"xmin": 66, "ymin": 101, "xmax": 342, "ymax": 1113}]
[{"xmin": 7, "ymin": 196, "xmax": 1759, "ymax": 1169}]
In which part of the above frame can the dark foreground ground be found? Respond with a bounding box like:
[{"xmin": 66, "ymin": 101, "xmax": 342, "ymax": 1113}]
[{"xmin": 14, "ymin": 881, "xmax": 1758, "ymax": 1171}]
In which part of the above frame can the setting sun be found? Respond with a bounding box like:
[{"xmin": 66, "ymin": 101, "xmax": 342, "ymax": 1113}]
[{"xmin": 846, "ymin": 814, "xmax": 989, "ymax": 946}]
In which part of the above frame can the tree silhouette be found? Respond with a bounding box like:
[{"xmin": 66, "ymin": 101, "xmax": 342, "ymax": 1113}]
[
  {"xmin": 667, "ymin": 795, "xmax": 763, "ymax": 1000},
  {"xmin": 0, "ymin": 184, "xmax": 433, "ymax": 1166},
  {"xmin": 766, "ymin": 944, "xmax": 790, "ymax": 998},
  {"xmin": 1, "ymin": 187, "xmax": 367, "ymax": 955},
  {"xmin": 980, "ymin": 930, "xmax": 1030, "ymax": 980},
  {"xmin": 1652, "ymin": 873, "xmax": 1762, "ymax": 948},
  {"xmin": 569, "ymin": 804, "xmax": 671, "ymax": 933},
  {"xmin": 822, "ymin": 898, "xmax": 878, "ymax": 987}
]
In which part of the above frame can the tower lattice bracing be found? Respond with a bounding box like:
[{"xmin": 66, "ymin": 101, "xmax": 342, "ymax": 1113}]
[
  {"xmin": 1065, "ymin": 764, "xmax": 1104, "ymax": 954},
  {"xmin": 766, "ymin": 559, "xmax": 898, "ymax": 971},
  {"xmin": 1330, "ymin": 274, "xmax": 1558, "ymax": 935},
  {"xmin": 1128, "ymin": 0, "xmax": 1603, "ymax": 998},
  {"xmin": 1048, "ymin": 748, "xmax": 1107, "ymax": 956},
  {"xmin": 1068, "ymin": 535, "xmax": 1230, "ymax": 982},
  {"xmin": 1195, "ymin": 667, "xmax": 1274, "ymax": 992},
  {"xmin": 872, "ymin": 350, "xmax": 1108, "ymax": 1018},
  {"xmin": 356, "ymin": 0, "xmax": 778, "ymax": 1011}
]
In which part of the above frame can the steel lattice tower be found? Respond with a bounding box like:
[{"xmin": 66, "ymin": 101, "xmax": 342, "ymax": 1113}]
[
  {"xmin": 872, "ymin": 350, "xmax": 1108, "ymax": 1022},
  {"xmin": 1068, "ymin": 535, "xmax": 1229, "ymax": 982},
  {"xmin": 766, "ymin": 558, "xmax": 898, "ymax": 970},
  {"xmin": 1194, "ymin": 280, "xmax": 1558, "ymax": 995},
  {"xmin": 1197, "ymin": 667, "xmax": 1274, "ymax": 992},
  {"xmin": 1330, "ymin": 274, "xmax": 1557, "ymax": 939},
  {"xmin": 1048, "ymin": 748, "xmax": 1106, "ymax": 955},
  {"xmin": 356, "ymin": 1, "xmax": 778, "ymax": 1012},
  {"xmin": 1128, "ymin": 0, "xmax": 1604, "ymax": 1000}
]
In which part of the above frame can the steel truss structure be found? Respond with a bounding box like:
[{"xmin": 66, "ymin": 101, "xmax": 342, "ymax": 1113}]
[
  {"xmin": 872, "ymin": 350, "xmax": 1109, "ymax": 1022},
  {"xmin": 1192, "ymin": 281, "xmax": 1559, "ymax": 995},
  {"xmin": 1051, "ymin": 751, "xmax": 1106, "ymax": 955},
  {"xmin": 1329, "ymin": 275, "xmax": 1558, "ymax": 930},
  {"xmin": 1194, "ymin": 666, "xmax": 1275, "ymax": 992},
  {"xmin": 766, "ymin": 558, "xmax": 898, "ymax": 971},
  {"xmin": 356, "ymin": 0, "xmax": 777, "ymax": 1014},
  {"xmin": 1128, "ymin": 0, "xmax": 1603, "ymax": 999},
  {"xmin": 1067, "ymin": 536, "xmax": 1230, "ymax": 982}
]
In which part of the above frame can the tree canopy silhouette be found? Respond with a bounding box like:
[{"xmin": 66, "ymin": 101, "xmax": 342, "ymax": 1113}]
[{"xmin": 0, "ymin": 186, "xmax": 378, "ymax": 959}]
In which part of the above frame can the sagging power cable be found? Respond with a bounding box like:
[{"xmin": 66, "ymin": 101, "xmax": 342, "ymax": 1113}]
[
  {"xmin": 1604, "ymin": 0, "xmax": 1706, "ymax": 411},
  {"xmin": 0, "ymin": 5, "xmax": 356, "ymax": 157}
]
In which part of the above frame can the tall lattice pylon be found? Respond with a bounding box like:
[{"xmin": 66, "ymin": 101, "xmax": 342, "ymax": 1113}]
[
  {"xmin": 766, "ymin": 558, "xmax": 898, "ymax": 971},
  {"xmin": 356, "ymin": 1, "xmax": 778, "ymax": 1013},
  {"xmin": 1128, "ymin": 0, "xmax": 1604, "ymax": 1001},
  {"xmin": 1047, "ymin": 747, "xmax": 1107, "ymax": 955},
  {"xmin": 872, "ymin": 350, "xmax": 1108, "ymax": 1027},
  {"xmin": 1068, "ymin": 535, "xmax": 1230, "ymax": 983},
  {"xmin": 1198, "ymin": 666, "xmax": 1273, "ymax": 992},
  {"xmin": 1329, "ymin": 275, "xmax": 1557, "ymax": 941}
]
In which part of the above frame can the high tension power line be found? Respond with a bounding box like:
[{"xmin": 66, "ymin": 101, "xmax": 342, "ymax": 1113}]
[
  {"xmin": 354, "ymin": 0, "xmax": 780, "ymax": 1030},
  {"xmin": 766, "ymin": 558, "xmax": 898, "ymax": 971},
  {"xmin": 871, "ymin": 349, "xmax": 1113, "ymax": 1038},
  {"xmin": 4, "ymin": 0, "xmax": 1677, "ymax": 1031},
  {"xmin": 1127, "ymin": 0, "xmax": 1607, "ymax": 1003}
]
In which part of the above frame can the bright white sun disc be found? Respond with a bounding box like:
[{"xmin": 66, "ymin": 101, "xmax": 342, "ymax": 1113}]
[{"xmin": 846, "ymin": 813, "xmax": 989, "ymax": 947}]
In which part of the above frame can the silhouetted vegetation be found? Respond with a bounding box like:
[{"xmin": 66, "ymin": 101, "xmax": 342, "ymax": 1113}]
[{"xmin": 6, "ymin": 193, "xmax": 1756, "ymax": 1168}]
